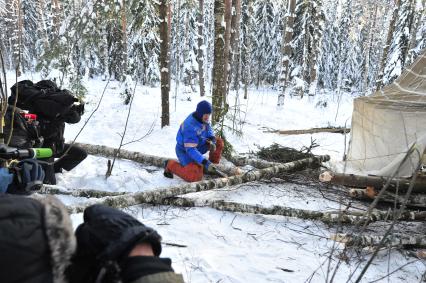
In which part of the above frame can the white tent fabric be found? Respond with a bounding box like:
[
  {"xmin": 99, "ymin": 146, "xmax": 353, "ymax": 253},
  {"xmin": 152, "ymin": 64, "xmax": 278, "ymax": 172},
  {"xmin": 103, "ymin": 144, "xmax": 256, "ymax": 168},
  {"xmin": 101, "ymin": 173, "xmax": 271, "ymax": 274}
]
[{"xmin": 345, "ymin": 49, "xmax": 426, "ymax": 177}]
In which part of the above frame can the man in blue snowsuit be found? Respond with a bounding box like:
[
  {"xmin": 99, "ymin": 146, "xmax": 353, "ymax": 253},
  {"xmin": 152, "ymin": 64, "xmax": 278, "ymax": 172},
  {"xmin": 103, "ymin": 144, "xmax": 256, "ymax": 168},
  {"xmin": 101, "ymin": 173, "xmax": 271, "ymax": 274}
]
[{"xmin": 164, "ymin": 100, "xmax": 224, "ymax": 182}]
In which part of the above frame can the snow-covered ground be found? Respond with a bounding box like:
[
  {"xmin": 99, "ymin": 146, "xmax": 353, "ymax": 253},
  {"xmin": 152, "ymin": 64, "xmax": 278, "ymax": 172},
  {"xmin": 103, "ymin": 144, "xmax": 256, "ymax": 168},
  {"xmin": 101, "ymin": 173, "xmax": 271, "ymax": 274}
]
[{"xmin": 7, "ymin": 74, "xmax": 425, "ymax": 282}]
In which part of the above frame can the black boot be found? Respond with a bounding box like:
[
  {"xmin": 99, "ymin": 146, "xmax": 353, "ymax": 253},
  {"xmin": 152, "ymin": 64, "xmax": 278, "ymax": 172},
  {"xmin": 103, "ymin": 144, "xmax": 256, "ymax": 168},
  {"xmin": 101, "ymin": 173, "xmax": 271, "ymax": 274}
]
[{"xmin": 163, "ymin": 160, "xmax": 173, "ymax": 178}]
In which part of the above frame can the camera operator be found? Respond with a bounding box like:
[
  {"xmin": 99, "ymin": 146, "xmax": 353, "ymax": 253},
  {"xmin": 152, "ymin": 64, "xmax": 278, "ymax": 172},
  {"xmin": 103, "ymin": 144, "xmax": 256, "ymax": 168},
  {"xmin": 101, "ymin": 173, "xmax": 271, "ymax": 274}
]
[
  {"xmin": 40, "ymin": 99, "xmax": 87, "ymax": 184},
  {"xmin": 8, "ymin": 80, "xmax": 88, "ymax": 185}
]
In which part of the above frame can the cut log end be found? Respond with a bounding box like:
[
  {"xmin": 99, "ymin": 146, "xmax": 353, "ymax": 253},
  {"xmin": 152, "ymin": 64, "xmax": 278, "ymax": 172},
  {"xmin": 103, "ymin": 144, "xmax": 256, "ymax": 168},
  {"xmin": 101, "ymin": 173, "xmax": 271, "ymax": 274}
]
[
  {"xmin": 319, "ymin": 171, "xmax": 333, "ymax": 182},
  {"xmin": 330, "ymin": 233, "xmax": 351, "ymax": 244}
]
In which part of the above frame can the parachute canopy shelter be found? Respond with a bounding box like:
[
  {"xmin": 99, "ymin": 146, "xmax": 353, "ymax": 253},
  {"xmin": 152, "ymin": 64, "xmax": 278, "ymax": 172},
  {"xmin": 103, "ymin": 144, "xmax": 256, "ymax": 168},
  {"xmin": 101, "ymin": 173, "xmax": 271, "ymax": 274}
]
[{"xmin": 346, "ymin": 49, "xmax": 426, "ymax": 178}]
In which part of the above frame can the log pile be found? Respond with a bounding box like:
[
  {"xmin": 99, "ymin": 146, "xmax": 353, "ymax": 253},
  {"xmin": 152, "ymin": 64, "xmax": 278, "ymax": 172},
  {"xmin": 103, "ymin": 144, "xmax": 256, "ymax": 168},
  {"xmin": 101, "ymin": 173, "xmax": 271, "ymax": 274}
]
[{"xmin": 320, "ymin": 171, "xmax": 426, "ymax": 208}]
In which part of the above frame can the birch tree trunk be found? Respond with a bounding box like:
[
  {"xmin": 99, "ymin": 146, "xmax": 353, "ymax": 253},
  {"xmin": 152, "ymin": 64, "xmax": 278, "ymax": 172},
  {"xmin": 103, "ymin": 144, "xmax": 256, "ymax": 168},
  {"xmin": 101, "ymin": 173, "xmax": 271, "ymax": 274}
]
[
  {"xmin": 173, "ymin": 0, "xmax": 181, "ymax": 109},
  {"xmin": 332, "ymin": 233, "xmax": 426, "ymax": 248},
  {"xmin": 228, "ymin": 0, "xmax": 242, "ymax": 90},
  {"xmin": 160, "ymin": 197, "xmax": 362, "ymax": 224},
  {"xmin": 67, "ymin": 155, "xmax": 330, "ymax": 213},
  {"xmin": 41, "ymin": 185, "xmax": 127, "ymax": 198},
  {"xmin": 376, "ymin": 0, "xmax": 402, "ymax": 91},
  {"xmin": 197, "ymin": 0, "xmax": 206, "ymax": 97},
  {"xmin": 226, "ymin": 155, "xmax": 280, "ymax": 168},
  {"xmin": 278, "ymin": 0, "xmax": 296, "ymax": 106},
  {"xmin": 159, "ymin": 0, "xmax": 170, "ymax": 127},
  {"xmin": 241, "ymin": 0, "xmax": 253, "ymax": 99},
  {"xmin": 362, "ymin": 3, "xmax": 378, "ymax": 92}
]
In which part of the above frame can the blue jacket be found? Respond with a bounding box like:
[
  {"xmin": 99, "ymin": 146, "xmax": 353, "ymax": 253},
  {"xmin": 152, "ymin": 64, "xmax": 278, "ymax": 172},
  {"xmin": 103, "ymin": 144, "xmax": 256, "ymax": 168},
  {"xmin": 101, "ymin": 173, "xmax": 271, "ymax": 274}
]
[{"xmin": 176, "ymin": 113, "xmax": 215, "ymax": 167}]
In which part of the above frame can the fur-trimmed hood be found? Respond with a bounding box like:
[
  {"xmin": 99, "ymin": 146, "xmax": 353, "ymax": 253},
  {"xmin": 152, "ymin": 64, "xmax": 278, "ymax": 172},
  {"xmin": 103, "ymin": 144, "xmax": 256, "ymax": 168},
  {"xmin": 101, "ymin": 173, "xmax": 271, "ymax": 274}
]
[
  {"xmin": 0, "ymin": 194, "xmax": 75, "ymax": 283},
  {"xmin": 33, "ymin": 195, "xmax": 76, "ymax": 282}
]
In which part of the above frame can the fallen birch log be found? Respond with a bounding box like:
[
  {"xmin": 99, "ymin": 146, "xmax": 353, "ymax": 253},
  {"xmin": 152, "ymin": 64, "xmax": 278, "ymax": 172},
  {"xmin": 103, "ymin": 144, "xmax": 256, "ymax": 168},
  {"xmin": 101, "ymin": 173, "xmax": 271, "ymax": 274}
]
[
  {"xmin": 349, "ymin": 188, "xmax": 426, "ymax": 208},
  {"xmin": 156, "ymin": 197, "xmax": 426, "ymax": 224},
  {"xmin": 67, "ymin": 155, "xmax": 330, "ymax": 214},
  {"xmin": 75, "ymin": 142, "xmax": 241, "ymax": 177},
  {"xmin": 319, "ymin": 171, "xmax": 426, "ymax": 193},
  {"xmin": 39, "ymin": 185, "xmax": 127, "ymax": 198},
  {"xmin": 226, "ymin": 155, "xmax": 280, "ymax": 169},
  {"xmin": 264, "ymin": 127, "xmax": 350, "ymax": 135},
  {"xmin": 75, "ymin": 142, "xmax": 168, "ymax": 167},
  {"xmin": 158, "ymin": 197, "xmax": 362, "ymax": 224},
  {"xmin": 332, "ymin": 233, "xmax": 426, "ymax": 248}
]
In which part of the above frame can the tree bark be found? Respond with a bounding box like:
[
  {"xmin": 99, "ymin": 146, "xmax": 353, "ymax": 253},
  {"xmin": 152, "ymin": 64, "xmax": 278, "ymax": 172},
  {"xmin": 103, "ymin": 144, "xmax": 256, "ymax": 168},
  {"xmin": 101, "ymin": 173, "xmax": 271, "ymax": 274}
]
[
  {"xmin": 226, "ymin": 155, "xmax": 280, "ymax": 169},
  {"xmin": 160, "ymin": 197, "xmax": 362, "ymax": 224},
  {"xmin": 211, "ymin": 0, "xmax": 230, "ymax": 124},
  {"xmin": 41, "ymin": 185, "xmax": 127, "ymax": 198},
  {"xmin": 228, "ymin": 0, "xmax": 242, "ymax": 90},
  {"xmin": 241, "ymin": 0, "xmax": 253, "ymax": 100},
  {"xmin": 319, "ymin": 171, "xmax": 426, "ymax": 193},
  {"xmin": 197, "ymin": 0, "xmax": 206, "ymax": 97},
  {"xmin": 67, "ymin": 155, "xmax": 330, "ymax": 213},
  {"xmin": 264, "ymin": 127, "xmax": 350, "ymax": 135},
  {"xmin": 159, "ymin": 0, "xmax": 170, "ymax": 127},
  {"xmin": 332, "ymin": 233, "xmax": 426, "ymax": 248},
  {"xmin": 376, "ymin": 0, "xmax": 402, "ymax": 91},
  {"xmin": 278, "ymin": 0, "xmax": 296, "ymax": 106},
  {"xmin": 147, "ymin": 197, "xmax": 426, "ymax": 225}
]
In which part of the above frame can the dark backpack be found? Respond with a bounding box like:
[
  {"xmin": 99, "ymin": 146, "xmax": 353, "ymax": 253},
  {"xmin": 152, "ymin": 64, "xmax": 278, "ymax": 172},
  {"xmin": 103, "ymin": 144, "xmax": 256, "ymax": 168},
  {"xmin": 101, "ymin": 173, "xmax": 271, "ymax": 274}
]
[
  {"xmin": 9, "ymin": 80, "xmax": 78, "ymax": 119},
  {"xmin": 3, "ymin": 106, "xmax": 43, "ymax": 149}
]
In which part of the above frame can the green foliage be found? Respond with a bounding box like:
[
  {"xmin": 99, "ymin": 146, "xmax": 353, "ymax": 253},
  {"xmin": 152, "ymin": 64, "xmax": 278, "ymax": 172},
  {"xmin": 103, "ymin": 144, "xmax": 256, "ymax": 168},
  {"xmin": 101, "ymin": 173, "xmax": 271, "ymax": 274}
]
[{"xmin": 68, "ymin": 75, "xmax": 88, "ymax": 100}]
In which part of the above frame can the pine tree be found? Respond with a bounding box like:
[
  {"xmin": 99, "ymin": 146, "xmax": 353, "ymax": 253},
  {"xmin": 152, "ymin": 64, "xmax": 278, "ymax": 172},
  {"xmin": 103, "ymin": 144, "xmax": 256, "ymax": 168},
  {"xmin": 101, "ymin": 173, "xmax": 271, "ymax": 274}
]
[
  {"xmin": 240, "ymin": 0, "xmax": 254, "ymax": 99},
  {"xmin": 252, "ymin": 0, "xmax": 275, "ymax": 87},
  {"xmin": 335, "ymin": 0, "xmax": 353, "ymax": 93},
  {"xmin": 317, "ymin": 0, "xmax": 339, "ymax": 90},
  {"xmin": 128, "ymin": 0, "xmax": 160, "ymax": 85},
  {"xmin": 289, "ymin": 0, "xmax": 324, "ymax": 96},
  {"xmin": 382, "ymin": 0, "xmax": 415, "ymax": 85},
  {"xmin": 197, "ymin": 0, "xmax": 206, "ymax": 96}
]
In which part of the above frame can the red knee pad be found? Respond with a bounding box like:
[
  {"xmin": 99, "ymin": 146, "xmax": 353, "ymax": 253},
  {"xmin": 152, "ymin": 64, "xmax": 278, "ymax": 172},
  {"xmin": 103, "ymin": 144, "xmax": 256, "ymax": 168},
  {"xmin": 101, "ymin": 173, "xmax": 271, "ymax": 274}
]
[{"xmin": 167, "ymin": 160, "xmax": 204, "ymax": 182}]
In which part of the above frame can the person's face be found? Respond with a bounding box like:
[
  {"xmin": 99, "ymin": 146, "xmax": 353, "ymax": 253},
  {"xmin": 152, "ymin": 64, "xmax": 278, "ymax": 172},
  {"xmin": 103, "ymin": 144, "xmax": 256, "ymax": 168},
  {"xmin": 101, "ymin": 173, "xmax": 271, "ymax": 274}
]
[{"xmin": 202, "ymin": 113, "xmax": 210, "ymax": 122}]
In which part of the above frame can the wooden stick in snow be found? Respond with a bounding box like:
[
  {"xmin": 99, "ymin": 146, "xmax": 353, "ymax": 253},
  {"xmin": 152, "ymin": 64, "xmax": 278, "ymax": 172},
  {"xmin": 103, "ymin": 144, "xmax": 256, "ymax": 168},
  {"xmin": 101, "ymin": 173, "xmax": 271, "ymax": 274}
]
[
  {"xmin": 264, "ymin": 127, "xmax": 350, "ymax": 135},
  {"xmin": 67, "ymin": 155, "xmax": 330, "ymax": 213}
]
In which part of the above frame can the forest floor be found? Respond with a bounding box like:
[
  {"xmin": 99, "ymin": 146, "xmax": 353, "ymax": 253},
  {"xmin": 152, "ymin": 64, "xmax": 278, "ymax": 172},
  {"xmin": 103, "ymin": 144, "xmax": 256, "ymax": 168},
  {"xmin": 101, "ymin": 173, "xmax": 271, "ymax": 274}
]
[{"xmin": 8, "ymin": 73, "xmax": 426, "ymax": 282}]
